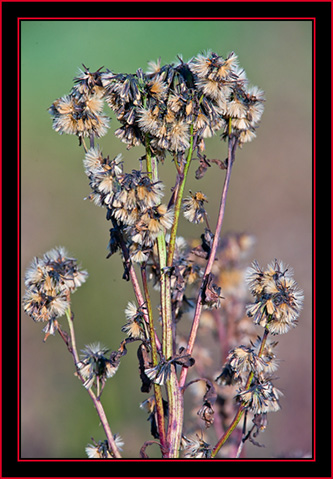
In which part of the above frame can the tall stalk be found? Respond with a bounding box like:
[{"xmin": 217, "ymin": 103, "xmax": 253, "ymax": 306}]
[{"xmin": 179, "ymin": 132, "xmax": 238, "ymax": 390}]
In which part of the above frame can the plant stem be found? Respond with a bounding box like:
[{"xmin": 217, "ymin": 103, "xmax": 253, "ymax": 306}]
[
  {"xmin": 141, "ymin": 266, "xmax": 167, "ymax": 452},
  {"xmin": 145, "ymin": 143, "xmax": 172, "ymax": 360},
  {"xmin": 62, "ymin": 308, "xmax": 122, "ymax": 458},
  {"xmin": 146, "ymin": 143, "xmax": 183, "ymax": 458},
  {"xmin": 211, "ymin": 404, "xmax": 246, "ymax": 458},
  {"xmin": 141, "ymin": 267, "xmax": 159, "ymax": 366},
  {"xmin": 159, "ymin": 230, "xmax": 183, "ymax": 457},
  {"xmin": 165, "ymin": 366, "xmax": 183, "ymax": 458},
  {"xmin": 65, "ymin": 308, "xmax": 79, "ymax": 364},
  {"xmin": 87, "ymin": 388, "xmax": 122, "ymax": 458},
  {"xmin": 179, "ymin": 135, "xmax": 238, "ymax": 389},
  {"xmin": 157, "ymin": 234, "xmax": 173, "ymax": 360},
  {"xmin": 157, "ymin": 232, "xmax": 183, "ymax": 458}
]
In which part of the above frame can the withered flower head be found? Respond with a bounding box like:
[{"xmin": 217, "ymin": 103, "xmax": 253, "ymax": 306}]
[
  {"xmin": 201, "ymin": 273, "xmax": 223, "ymax": 310},
  {"xmin": 181, "ymin": 434, "xmax": 211, "ymax": 458},
  {"xmin": 23, "ymin": 247, "xmax": 88, "ymax": 339},
  {"xmin": 188, "ymin": 50, "xmax": 265, "ymax": 146},
  {"xmin": 228, "ymin": 345, "xmax": 266, "ymax": 376},
  {"xmin": 190, "ymin": 50, "xmax": 239, "ymax": 106},
  {"xmin": 49, "ymin": 88, "xmax": 110, "ymax": 141},
  {"xmin": 50, "ymin": 50, "xmax": 264, "ymax": 154},
  {"xmin": 24, "ymin": 246, "xmax": 88, "ymax": 293},
  {"xmin": 190, "ymin": 51, "xmax": 238, "ymax": 81},
  {"xmin": 197, "ymin": 402, "xmax": 215, "ymax": 428},
  {"xmin": 168, "ymin": 120, "xmax": 191, "ymax": 152},
  {"xmin": 22, "ymin": 286, "xmax": 68, "ymax": 327},
  {"xmin": 139, "ymin": 204, "xmax": 174, "ymax": 237},
  {"xmin": 85, "ymin": 435, "xmax": 124, "ymax": 459},
  {"xmin": 215, "ymin": 362, "xmax": 241, "ymax": 386},
  {"xmin": 136, "ymin": 176, "xmax": 164, "ymax": 208},
  {"xmin": 121, "ymin": 301, "xmax": 147, "ymax": 339},
  {"xmin": 84, "ymin": 147, "xmax": 123, "ymax": 208},
  {"xmin": 73, "ymin": 65, "xmax": 104, "ymax": 96},
  {"xmin": 251, "ymin": 336, "xmax": 280, "ymax": 373},
  {"xmin": 106, "ymin": 169, "xmax": 167, "ymax": 236},
  {"xmin": 246, "ymin": 259, "xmax": 303, "ymax": 334},
  {"xmin": 215, "ymin": 345, "xmax": 266, "ymax": 386},
  {"xmin": 101, "ymin": 70, "xmax": 145, "ymax": 149},
  {"xmin": 77, "ymin": 342, "xmax": 119, "ymax": 391},
  {"xmin": 183, "ymin": 191, "xmax": 208, "ymax": 224},
  {"xmin": 221, "ymin": 84, "xmax": 265, "ymax": 146},
  {"xmin": 236, "ymin": 376, "xmax": 282, "ymax": 414},
  {"xmin": 194, "ymin": 378, "xmax": 217, "ymax": 428}
]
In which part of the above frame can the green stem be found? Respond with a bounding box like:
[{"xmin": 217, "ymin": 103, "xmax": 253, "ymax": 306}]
[
  {"xmin": 145, "ymin": 142, "xmax": 172, "ymax": 358},
  {"xmin": 65, "ymin": 308, "xmax": 79, "ymax": 364},
  {"xmin": 145, "ymin": 141, "xmax": 183, "ymax": 458},
  {"xmin": 156, "ymin": 234, "xmax": 172, "ymax": 359},
  {"xmin": 157, "ymin": 231, "xmax": 183, "ymax": 458},
  {"xmin": 165, "ymin": 366, "xmax": 183, "ymax": 458},
  {"xmin": 167, "ymin": 125, "xmax": 194, "ymax": 268},
  {"xmin": 211, "ymin": 405, "xmax": 246, "ymax": 457}
]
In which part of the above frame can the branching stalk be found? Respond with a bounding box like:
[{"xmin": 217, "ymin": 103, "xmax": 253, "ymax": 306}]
[{"xmin": 61, "ymin": 308, "xmax": 122, "ymax": 458}]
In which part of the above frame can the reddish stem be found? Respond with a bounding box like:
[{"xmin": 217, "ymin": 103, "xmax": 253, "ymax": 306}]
[{"xmin": 179, "ymin": 136, "xmax": 238, "ymax": 389}]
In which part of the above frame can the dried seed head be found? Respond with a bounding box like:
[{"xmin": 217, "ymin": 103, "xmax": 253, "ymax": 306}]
[
  {"xmin": 23, "ymin": 248, "xmax": 88, "ymax": 338},
  {"xmin": 246, "ymin": 260, "xmax": 303, "ymax": 335},
  {"xmin": 122, "ymin": 301, "xmax": 146, "ymax": 339},
  {"xmin": 49, "ymin": 91, "xmax": 110, "ymax": 140},
  {"xmin": 183, "ymin": 191, "xmax": 208, "ymax": 224},
  {"xmin": 85, "ymin": 435, "xmax": 124, "ymax": 459},
  {"xmin": 236, "ymin": 377, "xmax": 282, "ymax": 414},
  {"xmin": 77, "ymin": 343, "xmax": 120, "ymax": 390},
  {"xmin": 181, "ymin": 434, "xmax": 211, "ymax": 458}
]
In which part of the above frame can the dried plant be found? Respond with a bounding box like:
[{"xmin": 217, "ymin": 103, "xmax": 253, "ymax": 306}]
[{"xmin": 23, "ymin": 51, "xmax": 303, "ymax": 459}]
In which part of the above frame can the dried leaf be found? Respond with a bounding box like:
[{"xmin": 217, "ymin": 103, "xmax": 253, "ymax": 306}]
[{"xmin": 137, "ymin": 343, "xmax": 152, "ymax": 393}]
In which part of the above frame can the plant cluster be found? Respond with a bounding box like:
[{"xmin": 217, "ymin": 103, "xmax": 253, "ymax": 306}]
[{"xmin": 23, "ymin": 51, "xmax": 303, "ymax": 459}]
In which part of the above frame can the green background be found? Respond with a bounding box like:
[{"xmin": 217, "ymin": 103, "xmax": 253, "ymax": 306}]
[{"xmin": 21, "ymin": 20, "xmax": 312, "ymax": 458}]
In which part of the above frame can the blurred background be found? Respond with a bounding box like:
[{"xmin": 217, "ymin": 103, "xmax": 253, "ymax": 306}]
[{"xmin": 21, "ymin": 20, "xmax": 312, "ymax": 459}]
